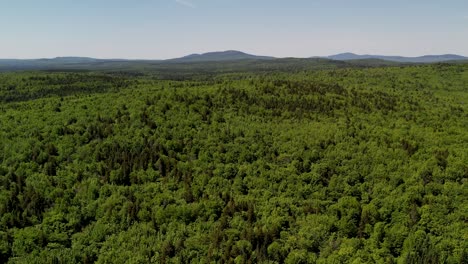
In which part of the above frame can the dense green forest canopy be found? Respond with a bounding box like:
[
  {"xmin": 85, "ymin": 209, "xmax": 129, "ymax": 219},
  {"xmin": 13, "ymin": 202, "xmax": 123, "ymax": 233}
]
[{"xmin": 0, "ymin": 63, "xmax": 467, "ymax": 263}]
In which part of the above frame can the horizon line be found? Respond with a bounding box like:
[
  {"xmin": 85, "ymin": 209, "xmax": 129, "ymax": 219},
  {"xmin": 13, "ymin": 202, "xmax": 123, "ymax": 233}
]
[{"xmin": 1, "ymin": 50, "xmax": 467, "ymax": 61}]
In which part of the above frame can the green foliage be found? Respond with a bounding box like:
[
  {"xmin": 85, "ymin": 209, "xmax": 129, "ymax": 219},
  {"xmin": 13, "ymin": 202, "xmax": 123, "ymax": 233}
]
[{"xmin": 0, "ymin": 63, "xmax": 467, "ymax": 263}]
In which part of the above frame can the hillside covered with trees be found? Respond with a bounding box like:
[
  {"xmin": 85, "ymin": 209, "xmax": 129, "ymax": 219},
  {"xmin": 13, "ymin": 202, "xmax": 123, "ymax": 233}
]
[{"xmin": 0, "ymin": 63, "xmax": 467, "ymax": 263}]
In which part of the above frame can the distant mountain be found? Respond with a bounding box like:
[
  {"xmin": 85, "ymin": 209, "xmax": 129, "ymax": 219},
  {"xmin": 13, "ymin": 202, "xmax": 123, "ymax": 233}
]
[
  {"xmin": 168, "ymin": 50, "xmax": 275, "ymax": 62},
  {"xmin": 0, "ymin": 57, "xmax": 147, "ymax": 71},
  {"xmin": 325, "ymin": 53, "xmax": 468, "ymax": 63},
  {"xmin": 43, "ymin": 57, "xmax": 103, "ymax": 63},
  {"xmin": 1, "ymin": 51, "xmax": 467, "ymax": 72}
]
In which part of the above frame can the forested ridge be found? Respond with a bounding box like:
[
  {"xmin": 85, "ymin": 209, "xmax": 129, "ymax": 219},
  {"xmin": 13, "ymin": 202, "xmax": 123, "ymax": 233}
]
[{"xmin": 0, "ymin": 63, "xmax": 467, "ymax": 263}]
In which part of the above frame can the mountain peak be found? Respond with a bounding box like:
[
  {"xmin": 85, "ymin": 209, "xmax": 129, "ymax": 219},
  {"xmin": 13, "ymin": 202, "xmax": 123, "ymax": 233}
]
[
  {"xmin": 169, "ymin": 50, "xmax": 275, "ymax": 62},
  {"xmin": 335, "ymin": 52, "xmax": 358, "ymax": 56}
]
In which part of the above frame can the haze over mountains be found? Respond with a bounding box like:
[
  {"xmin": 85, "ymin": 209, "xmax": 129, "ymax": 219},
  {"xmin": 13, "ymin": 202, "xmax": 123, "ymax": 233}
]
[
  {"xmin": 0, "ymin": 51, "xmax": 467, "ymax": 71},
  {"xmin": 169, "ymin": 51, "xmax": 467, "ymax": 63},
  {"xmin": 324, "ymin": 52, "xmax": 468, "ymax": 63}
]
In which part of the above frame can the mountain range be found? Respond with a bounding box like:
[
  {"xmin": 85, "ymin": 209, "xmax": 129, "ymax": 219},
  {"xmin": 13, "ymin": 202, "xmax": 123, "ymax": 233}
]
[
  {"xmin": 171, "ymin": 51, "xmax": 467, "ymax": 63},
  {"xmin": 143, "ymin": 50, "xmax": 468, "ymax": 63},
  {"xmin": 0, "ymin": 51, "xmax": 467, "ymax": 72},
  {"xmin": 324, "ymin": 52, "xmax": 468, "ymax": 63}
]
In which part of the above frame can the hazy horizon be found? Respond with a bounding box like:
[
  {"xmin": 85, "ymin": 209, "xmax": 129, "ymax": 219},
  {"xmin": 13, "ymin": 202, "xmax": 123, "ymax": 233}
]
[
  {"xmin": 1, "ymin": 51, "xmax": 468, "ymax": 61},
  {"xmin": 1, "ymin": 0, "xmax": 467, "ymax": 59}
]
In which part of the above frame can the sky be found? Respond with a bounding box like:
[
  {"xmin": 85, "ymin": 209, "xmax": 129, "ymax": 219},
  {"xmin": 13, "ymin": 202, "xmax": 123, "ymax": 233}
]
[{"xmin": 0, "ymin": 0, "xmax": 467, "ymax": 59}]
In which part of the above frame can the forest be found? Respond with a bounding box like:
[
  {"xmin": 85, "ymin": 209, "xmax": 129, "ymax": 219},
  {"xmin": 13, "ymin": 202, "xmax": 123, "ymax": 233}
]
[{"xmin": 0, "ymin": 62, "xmax": 467, "ymax": 263}]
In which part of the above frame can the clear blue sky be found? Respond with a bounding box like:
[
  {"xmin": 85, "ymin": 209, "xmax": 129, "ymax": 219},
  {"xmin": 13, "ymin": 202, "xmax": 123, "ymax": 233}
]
[{"xmin": 1, "ymin": 0, "xmax": 467, "ymax": 59}]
